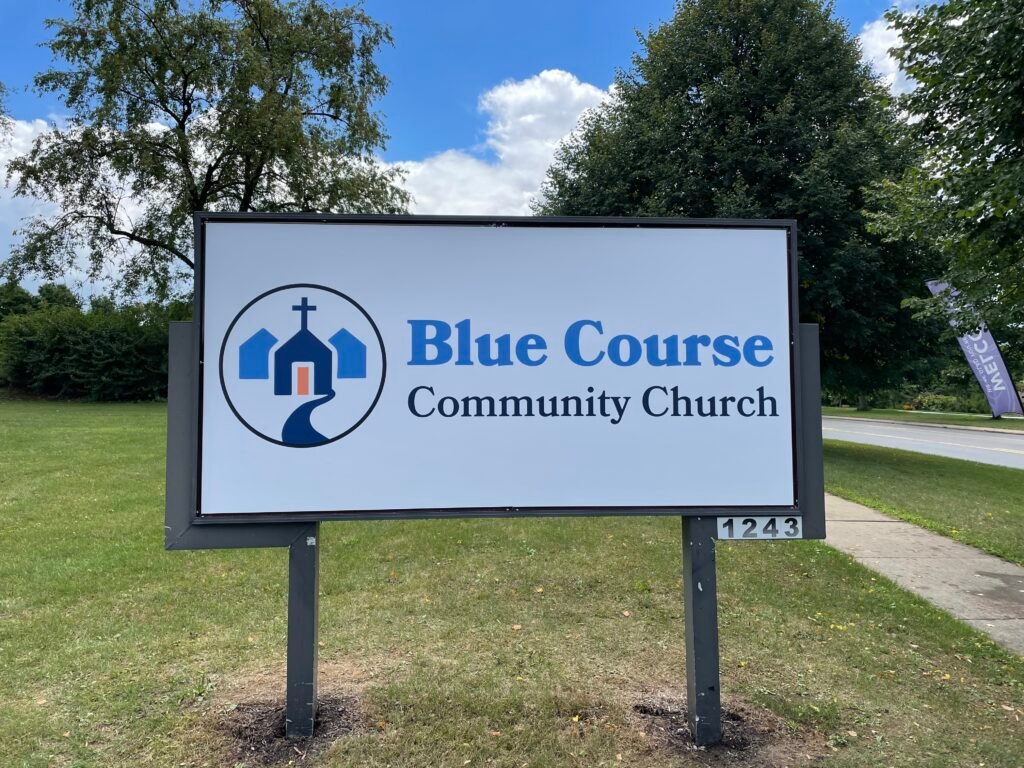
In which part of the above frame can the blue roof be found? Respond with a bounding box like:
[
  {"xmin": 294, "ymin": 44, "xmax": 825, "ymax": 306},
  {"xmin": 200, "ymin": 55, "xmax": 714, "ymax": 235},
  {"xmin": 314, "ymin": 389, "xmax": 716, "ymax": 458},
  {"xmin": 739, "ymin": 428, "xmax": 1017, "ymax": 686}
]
[
  {"xmin": 239, "ymin": 328, "xmax": 278, "ymax": 379},
  {"xmin": 329, "ymin": 329, "xmax": 368, "ymax": 379}
]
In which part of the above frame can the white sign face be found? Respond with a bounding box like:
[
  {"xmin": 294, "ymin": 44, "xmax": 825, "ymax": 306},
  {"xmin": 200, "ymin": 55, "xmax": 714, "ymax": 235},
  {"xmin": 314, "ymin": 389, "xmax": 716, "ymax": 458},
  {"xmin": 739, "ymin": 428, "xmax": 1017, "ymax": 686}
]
[{"xmin": 198, "ymin": 220, "xmax": 797, "ymax": 516}]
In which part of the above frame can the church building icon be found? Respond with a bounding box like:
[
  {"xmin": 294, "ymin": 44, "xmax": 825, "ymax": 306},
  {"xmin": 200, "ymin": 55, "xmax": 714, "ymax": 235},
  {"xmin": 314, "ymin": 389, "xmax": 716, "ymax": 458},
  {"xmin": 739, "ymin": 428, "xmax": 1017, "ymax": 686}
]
[{"xmin": 237, "ymin": 296, "xmax": 368, "ymax": 397}]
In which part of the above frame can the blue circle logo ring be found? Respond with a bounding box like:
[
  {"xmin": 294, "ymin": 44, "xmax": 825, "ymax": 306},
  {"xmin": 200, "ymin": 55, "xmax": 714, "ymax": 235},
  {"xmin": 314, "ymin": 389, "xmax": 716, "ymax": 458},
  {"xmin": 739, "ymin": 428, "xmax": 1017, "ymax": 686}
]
[{"xmin": 218, "ymin": 283, "xmax": 387, "ymax": 448}]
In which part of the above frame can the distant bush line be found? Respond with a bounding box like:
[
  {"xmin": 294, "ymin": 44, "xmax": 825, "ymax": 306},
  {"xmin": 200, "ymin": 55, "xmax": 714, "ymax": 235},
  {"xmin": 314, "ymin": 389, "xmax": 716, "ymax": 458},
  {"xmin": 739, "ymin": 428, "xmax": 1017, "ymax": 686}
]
[
  {"xmin": 0, "ymin": 282, "xmax": 190, "ymax": 401},
  {"xmin": 822, "ymin": 386, "xmax": 999, "ymax": 415}
]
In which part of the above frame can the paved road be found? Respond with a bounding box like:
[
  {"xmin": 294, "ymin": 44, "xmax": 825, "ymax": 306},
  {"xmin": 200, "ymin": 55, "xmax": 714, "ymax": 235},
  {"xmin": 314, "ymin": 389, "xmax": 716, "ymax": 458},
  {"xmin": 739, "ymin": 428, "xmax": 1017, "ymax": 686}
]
[{"xmin": 823, "ymin": 416, "xmax": 1024, "ymax": 470}]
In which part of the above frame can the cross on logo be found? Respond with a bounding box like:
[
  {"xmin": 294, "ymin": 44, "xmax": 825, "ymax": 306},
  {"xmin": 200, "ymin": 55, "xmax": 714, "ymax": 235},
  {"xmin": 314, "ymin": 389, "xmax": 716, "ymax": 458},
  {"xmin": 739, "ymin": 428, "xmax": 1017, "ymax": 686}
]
[{"xmin": 292, "ymin": 296, "xmax": 316, "ymax": 330}]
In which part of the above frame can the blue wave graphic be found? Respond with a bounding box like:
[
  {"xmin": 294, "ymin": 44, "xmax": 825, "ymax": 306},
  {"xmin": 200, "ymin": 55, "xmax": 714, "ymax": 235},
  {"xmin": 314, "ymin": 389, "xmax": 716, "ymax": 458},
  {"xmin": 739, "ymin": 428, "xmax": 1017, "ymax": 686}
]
[{"xmin": 282, "ymin": 390, "xmax": 336, "ymax": 446}]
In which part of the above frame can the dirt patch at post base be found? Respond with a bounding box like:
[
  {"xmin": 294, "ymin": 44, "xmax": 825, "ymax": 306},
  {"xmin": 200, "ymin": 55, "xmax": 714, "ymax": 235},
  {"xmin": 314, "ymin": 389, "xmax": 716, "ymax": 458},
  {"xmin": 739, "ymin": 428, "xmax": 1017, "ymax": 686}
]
[
  {"xmin": 633, "ymin": 694, "xmax": 829, "ymax": 767},
  {"xmin": 204, "ymin": 660, "xmax": 388, "ymax": 766},
  {"xmin": 219, "ymin": 694, "xmax": 364, "ymax": 766}
]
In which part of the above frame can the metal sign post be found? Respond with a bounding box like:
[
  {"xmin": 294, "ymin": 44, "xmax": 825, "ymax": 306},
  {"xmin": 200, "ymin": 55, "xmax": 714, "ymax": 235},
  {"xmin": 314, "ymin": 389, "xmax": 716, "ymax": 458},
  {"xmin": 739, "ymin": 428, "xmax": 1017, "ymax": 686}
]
[
  {"xmin": 682, "ymin": 515, "xmax": 722, "ymax": 745},
  {"xmin": 286, "ymin": 524, "xmax": 320, "ymax": 738}
]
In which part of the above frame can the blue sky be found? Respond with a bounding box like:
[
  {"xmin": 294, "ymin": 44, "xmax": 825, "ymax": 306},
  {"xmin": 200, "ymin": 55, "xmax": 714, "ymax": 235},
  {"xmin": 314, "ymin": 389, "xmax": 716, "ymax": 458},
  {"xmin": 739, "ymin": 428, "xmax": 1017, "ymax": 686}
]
[
  {"xmin": 366, "ymin": 0, "xmax": 897, "ymax": 161},
  {"xmin": 0, "ymin": 1, "xmax": 906, "ymax": 290},
  {"xmin": 2, "ymin": 0, "xmax": 897, "ymax": 159}
]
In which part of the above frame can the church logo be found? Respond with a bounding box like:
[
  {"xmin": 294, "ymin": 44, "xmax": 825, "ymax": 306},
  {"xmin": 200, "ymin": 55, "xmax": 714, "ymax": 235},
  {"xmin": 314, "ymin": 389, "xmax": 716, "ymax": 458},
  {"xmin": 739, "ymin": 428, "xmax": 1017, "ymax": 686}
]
[{"xmin": 218, "ymin": 284, "xmax": 386, "ymax": 447}]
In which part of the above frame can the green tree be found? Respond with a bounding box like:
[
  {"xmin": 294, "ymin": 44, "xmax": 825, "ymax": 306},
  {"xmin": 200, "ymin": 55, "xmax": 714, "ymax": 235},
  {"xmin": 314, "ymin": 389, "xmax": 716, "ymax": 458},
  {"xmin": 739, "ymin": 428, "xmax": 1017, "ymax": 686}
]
[
  {"xmin": 5, "ymin": 0, "xmax": 408, "ymax": 298},
  {"xmin": 872, "ymin": 0, "xmax": 1024, "ymax": 331},
  {"xmin": 537, "ymin": 0, "xmax": 940, "ymax": 399},
  {"xmin": 88, "ymin": 295, "xmax": 119, "ymax": 315},
  {"xmin": 36, "ymin": 282, "xmax": 82, "ymax": 311},
  {"xmin": 0, "ymin": 282, "xmax": 36, "ymax": 319}
]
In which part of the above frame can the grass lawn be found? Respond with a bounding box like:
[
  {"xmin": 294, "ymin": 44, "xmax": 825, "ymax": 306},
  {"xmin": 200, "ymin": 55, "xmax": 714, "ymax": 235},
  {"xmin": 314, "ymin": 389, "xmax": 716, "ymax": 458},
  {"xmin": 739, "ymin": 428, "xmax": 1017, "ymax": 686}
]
[
  {"xmin": 824, "ymin": 441, "xmax": 1024, "ymax": 566},
  {"xmin": 823, "ymin": 406, "xmax": 1024, "ymax": 431},
  {"xmin": 1, "ymin": 400, "xmax": 1022, "ymax": 767}
]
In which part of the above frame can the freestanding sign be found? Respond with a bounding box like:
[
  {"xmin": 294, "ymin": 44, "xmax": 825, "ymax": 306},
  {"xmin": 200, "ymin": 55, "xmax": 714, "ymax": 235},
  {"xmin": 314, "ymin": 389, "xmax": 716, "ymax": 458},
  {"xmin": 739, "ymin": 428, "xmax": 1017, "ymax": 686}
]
[{"xmin": 166, "ymin": 214, "xmax": 825, "ymax": 743}]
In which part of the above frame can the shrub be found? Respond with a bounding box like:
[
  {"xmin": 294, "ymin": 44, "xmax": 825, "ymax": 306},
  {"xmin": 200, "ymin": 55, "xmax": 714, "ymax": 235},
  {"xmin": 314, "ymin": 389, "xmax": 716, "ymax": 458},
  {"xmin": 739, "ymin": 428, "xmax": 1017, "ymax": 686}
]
[
  {"xmin": 909, "ymin": 393, "xmax": 961, "ymax": 412},
  {"xmin": 0, "ymin": 301, "xmax": 189, "ymax": 400}
]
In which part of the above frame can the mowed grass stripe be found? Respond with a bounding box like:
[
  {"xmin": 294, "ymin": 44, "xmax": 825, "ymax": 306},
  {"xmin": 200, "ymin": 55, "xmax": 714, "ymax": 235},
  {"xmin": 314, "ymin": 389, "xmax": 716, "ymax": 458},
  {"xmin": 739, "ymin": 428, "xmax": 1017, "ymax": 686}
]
[
  {"xmin": 823, "ymin": 406, "xmax": 1024, "ymax": 431},
  {"xmin": 824, "ymin": 440, "xmax": 1024, "ymax": 566},
  {"xmin": 0, "ymin": 401, "xmax": 1021, "ymax": 767}
]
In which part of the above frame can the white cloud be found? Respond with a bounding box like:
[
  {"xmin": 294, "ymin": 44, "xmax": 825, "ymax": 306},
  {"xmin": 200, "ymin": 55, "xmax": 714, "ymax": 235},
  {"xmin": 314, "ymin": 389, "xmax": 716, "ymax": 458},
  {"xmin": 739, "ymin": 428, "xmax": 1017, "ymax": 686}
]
[
  {"xmin": 0, "ymin": 119, "xmax": 59, "ymax": 289},
  {"xmin": 396, "ymin": 69, "xmax": 609, "ymax": 215},
  {"xmin": 0, "ymin": 118, "xmax": 122, "ymax": 296},
  {"xmin": 0, "ymin": 117, "xmax": 55, "ymax": 213},
  {"xmin": 858, "ymin": 6, "xmax": 916, "ymax": 95}
]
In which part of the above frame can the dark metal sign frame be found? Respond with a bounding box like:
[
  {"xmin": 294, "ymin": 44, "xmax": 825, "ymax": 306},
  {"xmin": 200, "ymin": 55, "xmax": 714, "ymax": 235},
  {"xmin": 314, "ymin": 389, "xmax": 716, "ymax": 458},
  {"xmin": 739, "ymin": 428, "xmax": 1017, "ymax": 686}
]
[
  {"xmin": 183, "ymin": 213, "xmax": 821, "ymax": 527},
  {"xmin": 165, "ymin": 213, "xmax": 826, "ymax": 743}
]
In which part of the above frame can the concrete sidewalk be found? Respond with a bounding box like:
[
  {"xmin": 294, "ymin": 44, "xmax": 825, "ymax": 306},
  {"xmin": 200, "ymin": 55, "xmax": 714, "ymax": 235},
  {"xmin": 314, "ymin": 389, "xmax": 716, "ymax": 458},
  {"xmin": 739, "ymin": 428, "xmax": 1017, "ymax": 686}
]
[{"xmin": 825, "ymin": 494, "xmax": 1024, "ymax": 655}]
